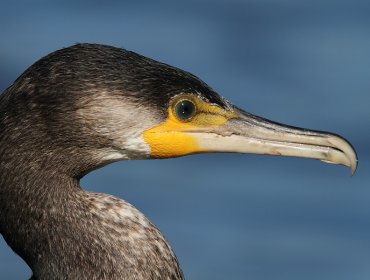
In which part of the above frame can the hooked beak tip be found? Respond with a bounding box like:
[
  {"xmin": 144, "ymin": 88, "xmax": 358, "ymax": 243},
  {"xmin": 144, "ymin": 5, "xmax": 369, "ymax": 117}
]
[{"xmin": 326, "ymin": 136, "xmax": 358, "ymax": 175}]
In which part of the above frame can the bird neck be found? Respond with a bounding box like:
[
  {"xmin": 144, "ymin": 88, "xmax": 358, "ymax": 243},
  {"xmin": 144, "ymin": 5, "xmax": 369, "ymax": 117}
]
[
  {"xmin": 0, "ymin": 153, "xmax": 79, "ymax": 264},
  {"xmin": 0, "ymin": 143, "xmax": 184, "ymax": 280}
]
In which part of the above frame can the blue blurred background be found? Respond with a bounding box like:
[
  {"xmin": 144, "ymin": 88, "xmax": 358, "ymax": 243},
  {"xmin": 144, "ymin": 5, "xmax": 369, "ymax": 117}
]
[{"xmin": 1, "ymin": 0, "xmax": 369, "ymax": 279}]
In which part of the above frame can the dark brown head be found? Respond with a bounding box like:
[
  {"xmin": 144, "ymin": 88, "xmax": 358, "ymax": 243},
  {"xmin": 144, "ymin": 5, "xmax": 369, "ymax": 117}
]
[{"xmin": 0, "ymin": 43, "xmax": 357, "ymax": 179}]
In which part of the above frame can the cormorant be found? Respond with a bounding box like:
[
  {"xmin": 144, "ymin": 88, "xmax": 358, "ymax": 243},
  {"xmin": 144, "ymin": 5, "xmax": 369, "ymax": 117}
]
[{"xmin": 0, "ymin": 43, "xmax": 357, "ymax": 280}]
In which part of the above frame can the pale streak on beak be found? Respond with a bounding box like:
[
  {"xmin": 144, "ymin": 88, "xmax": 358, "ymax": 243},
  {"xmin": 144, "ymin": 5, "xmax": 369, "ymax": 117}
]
[{"xmin": 189, "ymin": 108, "xmax": 358, "ymax": 174}]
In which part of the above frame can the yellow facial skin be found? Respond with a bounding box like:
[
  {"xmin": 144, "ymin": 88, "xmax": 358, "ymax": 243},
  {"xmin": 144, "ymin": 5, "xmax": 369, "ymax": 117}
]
[
  {"xmin": 143, "ymin": 95, "xmax": 237, "ymax": 158},
  {"xmin": 143, "ymin": 94, "xmax": 357, "ymax": 172}
]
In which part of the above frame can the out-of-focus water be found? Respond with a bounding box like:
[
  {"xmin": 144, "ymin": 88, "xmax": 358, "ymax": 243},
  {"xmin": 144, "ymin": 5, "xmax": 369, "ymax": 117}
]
[{"xmin": 1, "ymin": 1, "xmax": 369, "ymax": 279}]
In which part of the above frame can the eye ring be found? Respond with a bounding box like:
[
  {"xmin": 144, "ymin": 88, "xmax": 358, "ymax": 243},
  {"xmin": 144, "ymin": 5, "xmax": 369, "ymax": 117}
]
[{"xmin": 173, "ymin": 99, "xmax": 197, "ymax": 121}]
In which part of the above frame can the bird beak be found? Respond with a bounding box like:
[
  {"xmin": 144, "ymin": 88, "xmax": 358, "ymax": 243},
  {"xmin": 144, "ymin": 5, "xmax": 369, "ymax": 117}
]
[{"xmin": 188, "ymin": 107, "xmax": 358, "ymax": 174}]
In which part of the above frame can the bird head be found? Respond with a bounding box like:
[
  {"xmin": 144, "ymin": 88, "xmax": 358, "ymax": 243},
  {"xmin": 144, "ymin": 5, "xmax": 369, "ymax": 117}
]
[{"xmin": 3, "ymin": 43, "xmax": 357, "ymax": 176}]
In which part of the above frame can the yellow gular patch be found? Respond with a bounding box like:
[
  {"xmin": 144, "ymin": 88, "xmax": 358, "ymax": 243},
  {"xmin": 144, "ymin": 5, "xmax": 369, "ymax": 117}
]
[{"xmin": 143, "ymin": 95, "xmax": 237, "ymax": 158}]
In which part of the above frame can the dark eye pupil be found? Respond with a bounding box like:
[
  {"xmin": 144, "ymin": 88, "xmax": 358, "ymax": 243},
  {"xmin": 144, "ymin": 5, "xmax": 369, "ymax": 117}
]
[{"xmin": 175, "ymin": 100, "xmax": 196, "ymax": 120}]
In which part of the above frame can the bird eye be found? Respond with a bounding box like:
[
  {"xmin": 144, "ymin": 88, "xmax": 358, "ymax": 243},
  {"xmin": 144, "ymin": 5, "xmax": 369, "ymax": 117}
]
[{"xmin": 174, "ymin": 99, "xmax": 196, "ymax": 121}]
